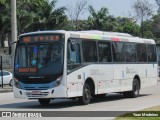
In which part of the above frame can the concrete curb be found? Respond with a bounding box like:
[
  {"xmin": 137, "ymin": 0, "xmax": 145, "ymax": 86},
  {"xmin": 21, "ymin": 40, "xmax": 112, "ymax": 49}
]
[
  {"xmin": 0, "ymin": 86, "xmax": 13, "ymax": 93},
  {"xmin": 0, "ymin": 89, "xmax": 13, "ymax": 93}
]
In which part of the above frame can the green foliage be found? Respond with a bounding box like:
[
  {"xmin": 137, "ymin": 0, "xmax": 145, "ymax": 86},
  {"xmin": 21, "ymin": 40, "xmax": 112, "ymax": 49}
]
[
  {"xmin": 86, "ymin": 5, "xmax": 109, "ymax": 30},
  {"xmin": 0, "ymin": 0, "xmax": 11, "ymax": 47},
  {"xmin": 16, "ymin": 0, "xmax": 67, "ymax": 33},
  {"xmin": 0, "ymin": 0, "xmax": 67, "ymax": 47},
  {"xmin": 82, "ymin": 6, "xmax": 141, "ymax": 37},
  {"xmin": 152, "ymin": 15, "xmax": 160, "ymax": 39}
]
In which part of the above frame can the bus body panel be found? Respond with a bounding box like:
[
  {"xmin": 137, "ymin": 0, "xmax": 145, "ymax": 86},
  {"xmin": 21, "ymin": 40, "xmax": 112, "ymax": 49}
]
[
  {"xmin": 67, "ymin": 63, "xmax": 158, "ymax": 97},
  {"xmin": 67, "ymin": 68, "xmax": 83, "ymax": 97},
  {"xmin": 67, "ymin": 64, "xmax": 139, "ymax": 96},
  {"xmin": 138, "ymin": 64, "xmax": 157, "ymax": 88}
]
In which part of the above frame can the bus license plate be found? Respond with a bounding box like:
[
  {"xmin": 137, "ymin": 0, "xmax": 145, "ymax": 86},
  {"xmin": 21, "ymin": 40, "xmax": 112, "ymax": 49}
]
[{"xmin": 31, "ymin": 91, "xmax": 41, "ymax": 95}]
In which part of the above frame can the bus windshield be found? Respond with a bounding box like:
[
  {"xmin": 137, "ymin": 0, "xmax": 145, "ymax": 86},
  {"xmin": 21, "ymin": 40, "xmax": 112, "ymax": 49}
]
[{"xmin": 15, "ymin": 43, "xmax": 64, "ymax": 76}]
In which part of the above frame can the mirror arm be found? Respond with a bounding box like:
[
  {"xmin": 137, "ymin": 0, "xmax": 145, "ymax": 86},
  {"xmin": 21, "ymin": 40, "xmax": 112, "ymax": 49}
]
[{"xmin": 10, "ymin": 41, "xmax": 17, "ymax": 46}]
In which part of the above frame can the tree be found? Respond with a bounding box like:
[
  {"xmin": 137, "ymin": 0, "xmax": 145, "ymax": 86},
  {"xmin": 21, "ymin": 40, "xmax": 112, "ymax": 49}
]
[
  {"xmin": 30, "ymin": 0, "xmax": 67, "ymax": 31},
  {"xmin": 66, "ymin": 0, "xmax": 88, "ymax": 30},
  {"xmin": 132, "ymin": 0, "xmax": 152, "ymax": 37},
  {"xmin": 155, "ymin": 0, "xmax": 160, "ymax": 13},
  {"xmin": 105, "ymin": 16, "xmax": 123, "ymax": 32},
  {"xmin": 0, "ymin": 0, "xmax": 68, "ymax": 47},
  {"xmin": 152, "ymin": 15, "xmax": 160, "ymax": 40},
  {"xmin": 16, "ymin": 0, "xmax": 67, "ymax": 33},
  {"xmin": 0, "ymin": 0, "xmax": 10, "ymax": 47},
  {"xmin": 117, "ymin": 17, "xmax": 140, "ymax": 36},
  {"xmin": 87, "ymin": 5, "xmax": 109, "ymax": 30}
]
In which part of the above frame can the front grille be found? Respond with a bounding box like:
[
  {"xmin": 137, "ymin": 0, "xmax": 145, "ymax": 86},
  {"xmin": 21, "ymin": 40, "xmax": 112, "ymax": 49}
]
[
  {"xmin": 15, "ymin": 74, "xmax": 61, "ymax": 84},
  {"xmin": 25, "ymin": 92, "xmax": 49, "ymax": 97}
]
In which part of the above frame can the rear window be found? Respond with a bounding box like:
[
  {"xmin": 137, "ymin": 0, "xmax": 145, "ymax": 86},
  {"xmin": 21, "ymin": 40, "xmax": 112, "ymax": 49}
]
[{"xmin": 0, "ymin": 71, "xmax": 10, "ymax": 76}]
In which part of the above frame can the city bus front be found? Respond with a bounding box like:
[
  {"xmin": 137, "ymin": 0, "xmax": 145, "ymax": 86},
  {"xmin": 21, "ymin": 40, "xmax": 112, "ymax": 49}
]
[{"xmin": 13, "ymin": 33, "xmax": 67, "ymax": 100}]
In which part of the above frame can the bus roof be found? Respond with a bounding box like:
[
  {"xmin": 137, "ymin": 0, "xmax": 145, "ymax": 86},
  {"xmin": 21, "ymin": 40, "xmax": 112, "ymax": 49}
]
[{"xmin": 19, "ymin": 30, "xmax": 156, "ymax": 44}]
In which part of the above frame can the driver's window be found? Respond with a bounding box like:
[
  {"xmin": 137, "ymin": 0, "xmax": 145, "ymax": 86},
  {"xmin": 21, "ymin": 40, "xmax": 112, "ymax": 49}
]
[{"xmin": 67, "ymin": 41, "xmax": 81, "ymax": 72}]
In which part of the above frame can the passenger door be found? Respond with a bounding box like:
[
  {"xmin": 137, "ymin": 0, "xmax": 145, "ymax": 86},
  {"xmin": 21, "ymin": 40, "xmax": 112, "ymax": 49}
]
[{"xmin": 67, "ymin": 39, "xmax": 83, "ymax": 97}]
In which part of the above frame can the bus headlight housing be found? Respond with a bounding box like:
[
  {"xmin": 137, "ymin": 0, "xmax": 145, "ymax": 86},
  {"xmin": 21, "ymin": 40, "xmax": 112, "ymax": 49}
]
[{"xmin": 54, "ymin": 76, "xmax": 63, "ymax": 87}]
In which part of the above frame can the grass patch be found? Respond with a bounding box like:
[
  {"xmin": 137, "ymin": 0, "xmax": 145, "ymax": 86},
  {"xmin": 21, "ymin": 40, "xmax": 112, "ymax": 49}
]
[{"xmin": 115, "ymin": 105, "xmax": 160, "ymax": 120}]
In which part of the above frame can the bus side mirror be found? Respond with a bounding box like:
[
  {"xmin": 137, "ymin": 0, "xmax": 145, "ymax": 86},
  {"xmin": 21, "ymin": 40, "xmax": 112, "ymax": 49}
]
[
  {"xmin": 71, "ymin": 43, "xmax": 76, "ymax": 51},
  {"xmin": 9, "ymin": 41, "xmax": 17, "ymax": 55}
]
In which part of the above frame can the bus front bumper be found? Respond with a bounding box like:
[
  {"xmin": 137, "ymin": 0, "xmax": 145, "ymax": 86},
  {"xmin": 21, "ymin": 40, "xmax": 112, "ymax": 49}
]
[{"xmin": 13, "ymin": 85, "xmax": 68, "ymax": 99}]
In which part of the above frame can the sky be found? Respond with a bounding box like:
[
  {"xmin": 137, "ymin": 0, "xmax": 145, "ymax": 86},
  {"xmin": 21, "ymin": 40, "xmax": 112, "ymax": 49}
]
[{"xmin": 54, "ymin": 0, "xmax": 158, "ymax": 19}]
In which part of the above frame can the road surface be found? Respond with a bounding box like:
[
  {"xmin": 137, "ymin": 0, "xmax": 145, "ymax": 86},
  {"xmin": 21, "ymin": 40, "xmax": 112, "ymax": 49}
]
[{"xmin": 0, "ymin": 84, "xmax": 160, "ymax": 119}]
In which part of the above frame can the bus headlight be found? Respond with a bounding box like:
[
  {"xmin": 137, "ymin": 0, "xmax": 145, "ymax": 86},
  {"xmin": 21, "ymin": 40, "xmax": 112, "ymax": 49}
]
[{"xmin": 54, "ymin": 76, "xmax": 63, "ymax": 87}]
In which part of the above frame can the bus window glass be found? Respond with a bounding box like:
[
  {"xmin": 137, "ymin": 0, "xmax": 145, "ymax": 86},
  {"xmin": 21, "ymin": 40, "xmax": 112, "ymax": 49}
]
[
  {"xmin": 67, "ymin": 43, "xmax": 81, "ymax": 64},
  {"xmin": 112, "ymin": 42, "xmax": 125, "ymax": 62},
  {"xmin": 15, "ymin": 43, "xmax": 64, "ymax": 75},
  {"xmin": 137, "ymin": 44, "xmax": 147, "ymax": 62},
  {"xmin": 38, "ymin": 45, "xmax": 50, "ymax": 66},
  {"xmin": 83, "ymin": 41, "xmax": 98, "ymax": 62},
  {"xmin": 67, "ymin": 41, "xmax": 81, "ymax": 72},
  {"xmin": 16, "ymin": 46, "xmax": 26, "ymax": 67},
  {"xmin": 27, "ymin": 45, "xmax": 38, "ymax": 67},
  {"xmin": 50, "ymin": 44, "xmax": 63, "ymax": 64},
  {"xmin": 98, "ymin": 42, "xmax": 112, "ymax": 62},
  {"xmin": 125, "ymin": 43, "xmax": 136, "ymax": 62},
  {"xmin": 147, "ymin": 45, "xmax": 157, "ymax": 62}
]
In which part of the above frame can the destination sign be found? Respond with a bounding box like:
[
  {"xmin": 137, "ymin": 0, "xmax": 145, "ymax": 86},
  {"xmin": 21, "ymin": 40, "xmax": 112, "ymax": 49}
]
[
  {"xmin": 21, "ymin": 34, "xmax": 62, "ymax": 43},
  {"xmin": 19, "ymin": 68, "xmax": 37, "ymax": 73}
]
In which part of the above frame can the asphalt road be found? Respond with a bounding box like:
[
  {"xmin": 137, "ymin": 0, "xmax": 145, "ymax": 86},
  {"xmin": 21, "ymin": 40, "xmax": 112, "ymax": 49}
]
[{"xmin": 0, "ymin": 84, "xmax": 160, "ymax": 119}]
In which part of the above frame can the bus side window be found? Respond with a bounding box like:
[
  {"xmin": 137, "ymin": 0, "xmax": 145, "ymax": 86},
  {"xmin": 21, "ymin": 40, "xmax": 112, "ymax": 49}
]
[
  {"xmin": 68, "ymin": 43, "xmax": 81, "ymax": 64},
  {"xmin": 67, "ymin": 41, "xmax": 81, "ymax": 72},
  {"xmin": 98, "ymin": 42, "xmax": 112, "ymax": 62},
  {"xmin": 125, "ymin": 43, "xmax": 136, "ymax": 62},
  {"xmin": 147, "ymin": 44, "xmax": 157, "ymax": 62},
  {"xmin": 112, "ymin": 42, "xmax": 125, "ymax": 62},
  {"xmin": 137, "ymin": 44, "xmax": 147, "ymax": 62},
  {"xmin": 83, "ymin": 40, "xmax": 98, "ymax": 62}
]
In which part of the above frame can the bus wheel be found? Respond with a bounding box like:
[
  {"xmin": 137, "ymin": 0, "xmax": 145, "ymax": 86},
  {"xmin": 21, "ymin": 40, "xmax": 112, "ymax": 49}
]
[
  {"xmin": 123, "ymin": 79, "xmax": 140, "ymax": 98},
  {"xmin": 78, "ymin": 84, "xmax": 91, "ymax": 105},
  {"xmin": 38, "ymin": 99, "xmax": 50, "ymax": 105}
]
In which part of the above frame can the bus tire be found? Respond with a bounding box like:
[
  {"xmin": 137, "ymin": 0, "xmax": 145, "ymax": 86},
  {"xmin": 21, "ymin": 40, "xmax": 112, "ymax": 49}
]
[
  {"xmin": 78, "ymin": 83, "xmax": 91, "ymax": 105},
  {"xmin": 38, "ymin": 99, "xmax": 50, "ymax": 105},
  {"xmin": 123, "ymin": 79, "xmax": 140, "ymax": 98}
]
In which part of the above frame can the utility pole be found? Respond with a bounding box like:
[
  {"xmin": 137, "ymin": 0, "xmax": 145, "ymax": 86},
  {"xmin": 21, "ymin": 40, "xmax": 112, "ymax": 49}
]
[
  {"xmin": 0, "ymin": 56, "xmax": 3, "ymax": 88},
  {"xmin": 11, "ymin": 0, "xmax": 17, "ymax": 71}
]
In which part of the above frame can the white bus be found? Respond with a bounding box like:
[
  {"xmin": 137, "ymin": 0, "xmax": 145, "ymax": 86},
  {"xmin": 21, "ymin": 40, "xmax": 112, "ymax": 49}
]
[{"xmin": 13, "ymin": 30, "xmax": 158, "ymax": 105}]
